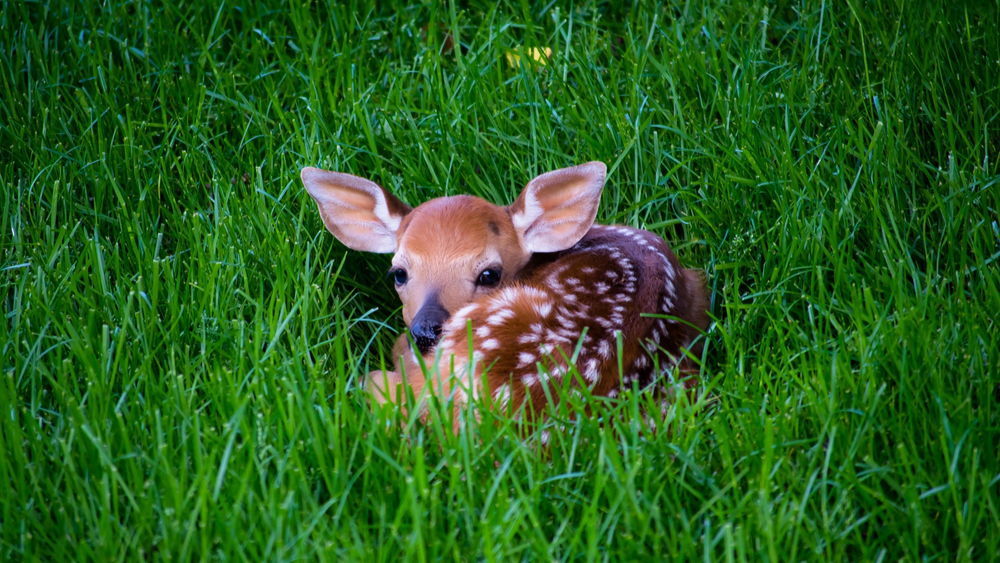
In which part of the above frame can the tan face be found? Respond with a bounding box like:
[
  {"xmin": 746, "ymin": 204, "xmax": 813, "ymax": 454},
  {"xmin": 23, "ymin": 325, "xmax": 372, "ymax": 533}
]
[{"xmin": 389, "ymin": 195, "xmax": 530, "ymax": 335}]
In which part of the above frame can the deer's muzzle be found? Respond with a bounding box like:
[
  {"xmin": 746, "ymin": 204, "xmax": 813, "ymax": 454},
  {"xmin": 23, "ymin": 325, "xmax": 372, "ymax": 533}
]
[{"xmin": 410, "ymin": 294, "xmax": 450, "ymax": 354}]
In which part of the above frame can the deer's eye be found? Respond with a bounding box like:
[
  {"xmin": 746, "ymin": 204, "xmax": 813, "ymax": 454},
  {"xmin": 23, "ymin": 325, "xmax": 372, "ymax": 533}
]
[
  {"xmin": 389, "ymin": 268, "xmax": 408, "ymax": 286},
  {"xmin": 476, "ymin": 268, "xmax": 502, "ymax": 287}
]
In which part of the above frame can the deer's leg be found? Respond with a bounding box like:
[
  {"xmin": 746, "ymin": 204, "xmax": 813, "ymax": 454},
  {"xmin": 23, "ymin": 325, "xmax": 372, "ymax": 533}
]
[{"xmin": 366, "ymin": 333, "xmax": 427, "ymax": 406}]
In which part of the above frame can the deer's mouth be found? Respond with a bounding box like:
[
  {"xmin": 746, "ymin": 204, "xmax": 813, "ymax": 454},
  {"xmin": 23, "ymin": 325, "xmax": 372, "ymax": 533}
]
[{"xmin": 413, "ymin": 328, "xmax": 442, "ymax": 355}]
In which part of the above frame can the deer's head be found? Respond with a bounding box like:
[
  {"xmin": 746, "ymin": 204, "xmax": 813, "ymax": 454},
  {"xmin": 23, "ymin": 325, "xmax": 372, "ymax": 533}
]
[{"xmin": 301, "ymin": 162, "xmax": 606, "ymax": 353}]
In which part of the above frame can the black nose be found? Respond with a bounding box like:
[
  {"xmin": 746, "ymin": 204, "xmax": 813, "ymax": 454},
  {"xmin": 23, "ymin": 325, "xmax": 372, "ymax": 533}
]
[{"xmin": 410, "ymin": 296, "xmax": 450, "ymax": 354}]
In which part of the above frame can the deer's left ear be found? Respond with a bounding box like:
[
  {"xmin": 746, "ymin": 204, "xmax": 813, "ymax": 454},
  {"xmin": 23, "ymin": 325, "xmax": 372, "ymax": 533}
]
[{"xmin": 509, "ymin": 161, "xmax": 606, "ymax": 253}]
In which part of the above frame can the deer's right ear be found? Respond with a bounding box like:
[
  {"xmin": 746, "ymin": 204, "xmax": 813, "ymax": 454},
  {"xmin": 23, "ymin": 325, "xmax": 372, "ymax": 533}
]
[{"xmin": 300, "ymin": 167, "xmax": 411, "ymax": 253}]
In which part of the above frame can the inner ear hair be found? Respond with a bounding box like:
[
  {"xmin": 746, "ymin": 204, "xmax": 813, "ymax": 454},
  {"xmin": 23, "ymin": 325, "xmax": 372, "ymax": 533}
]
[
  {"xmin": 300, "ymin": 167, "xmax": 411, "ymax": 253},
  {"xmin": 510, "ymin": 161, "xmax": 607, "ymax": 253}
]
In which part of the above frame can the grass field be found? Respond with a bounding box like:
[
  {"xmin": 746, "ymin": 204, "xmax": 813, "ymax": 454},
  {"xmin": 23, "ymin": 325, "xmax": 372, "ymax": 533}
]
[{"xmin": 2, "ymin": 0, "xmax": 998, "ymax": 559}]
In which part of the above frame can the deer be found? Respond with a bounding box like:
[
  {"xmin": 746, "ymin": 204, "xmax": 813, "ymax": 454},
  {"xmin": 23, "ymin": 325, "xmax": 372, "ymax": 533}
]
[{"xmin": 301, "ymin": 161, "xmax": 709, "ymax": 427}]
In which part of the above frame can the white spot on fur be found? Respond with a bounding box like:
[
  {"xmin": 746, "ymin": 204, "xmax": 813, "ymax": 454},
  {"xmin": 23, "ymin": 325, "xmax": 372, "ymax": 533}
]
[
  {"xmin": 487, "ymin": 309, "xmax": 515, "ymax": 325},
  {"xmin": 481, "ymin": 338, "xmax": 500, "ymax": 350},
  {"xmin": 557, "ymin": 327, "xmax": 580, "ymax": 342},
  {"xmin": 489, "ymin": 287, "xmax": 526, "ymax": 311},
  {"xmin": 453, "ymin": 303, "xmax": 479, "ymax": 320},
  {"xmin": 661, "ymin": 269, "xmax": 674, "ymax": 284},
  {"xmin": 535, "ymin": 301, "xmax": 553, "ymax": 317},
  {"xmin": 493, "ymin": 384, "xmax": 511, "ymax": 408},
  {"xmin": 598, "ymin": 339, "xmax": 612, "ymax": 359},
  {"xmin": 518, "ymin": 332, "xmax": 540, "ymax": 344},
  {"xmin": 524, "ymin": 287, "xmax": 549, "ymax": 300},
  {"xmin": 546, "ymin": 330, "xmax": 572, "ymax": 345},
  {"xmin": 476, "ymin": 325, "xmax": 492, "ymax": 338},
  {"xmin": 546, "ymin": 264, "xmax": 570, "ymax": 283},
  {"xmin": 522, "ymin": 373, "xmax": 538, "ymax": 387},
  {"xmin": 444, "ymin": 316, "xmax": 468, "ymax": 333},
  {"xmin": 584, "ymin": 358, "xmax": 600, "ymax": 383},
  {"xmin": 518, "ymin": 352, "xmax": 536, "ymax": 368}
]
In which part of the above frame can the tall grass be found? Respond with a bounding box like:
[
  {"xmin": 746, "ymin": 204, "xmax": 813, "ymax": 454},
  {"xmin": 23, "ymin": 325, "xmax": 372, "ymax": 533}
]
[{"xmin": 2, "ymin": 0, "xmax": 997, "ymax": 559}]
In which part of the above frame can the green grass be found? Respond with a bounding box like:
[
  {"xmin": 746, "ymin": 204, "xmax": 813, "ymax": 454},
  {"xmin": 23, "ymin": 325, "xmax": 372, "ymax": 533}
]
[{"xmin": 2, "ymin": 0, "xmax": 998, "ymax": 559}]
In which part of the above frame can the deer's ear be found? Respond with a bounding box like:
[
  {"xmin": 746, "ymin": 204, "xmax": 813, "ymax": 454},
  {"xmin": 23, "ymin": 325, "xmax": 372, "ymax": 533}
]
[
  {"xmin": 301, "ymin": 167, "xmax": 411, "ymax": 253},
  {"xmin": 509, "ymin": 161, "xmax": 606, "ymax": 253}
]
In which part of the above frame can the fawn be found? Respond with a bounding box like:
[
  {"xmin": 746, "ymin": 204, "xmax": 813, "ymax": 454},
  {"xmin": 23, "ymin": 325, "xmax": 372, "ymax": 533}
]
[{"xmin": 301, "ymin": 162, "xmax": 708, "ymax": 423}]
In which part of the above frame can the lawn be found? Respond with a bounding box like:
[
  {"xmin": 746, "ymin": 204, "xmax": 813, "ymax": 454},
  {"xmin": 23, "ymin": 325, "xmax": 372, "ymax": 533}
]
[{"xmin": 2, "ymin": 0, "xmax": 998, "ymax": 559}]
